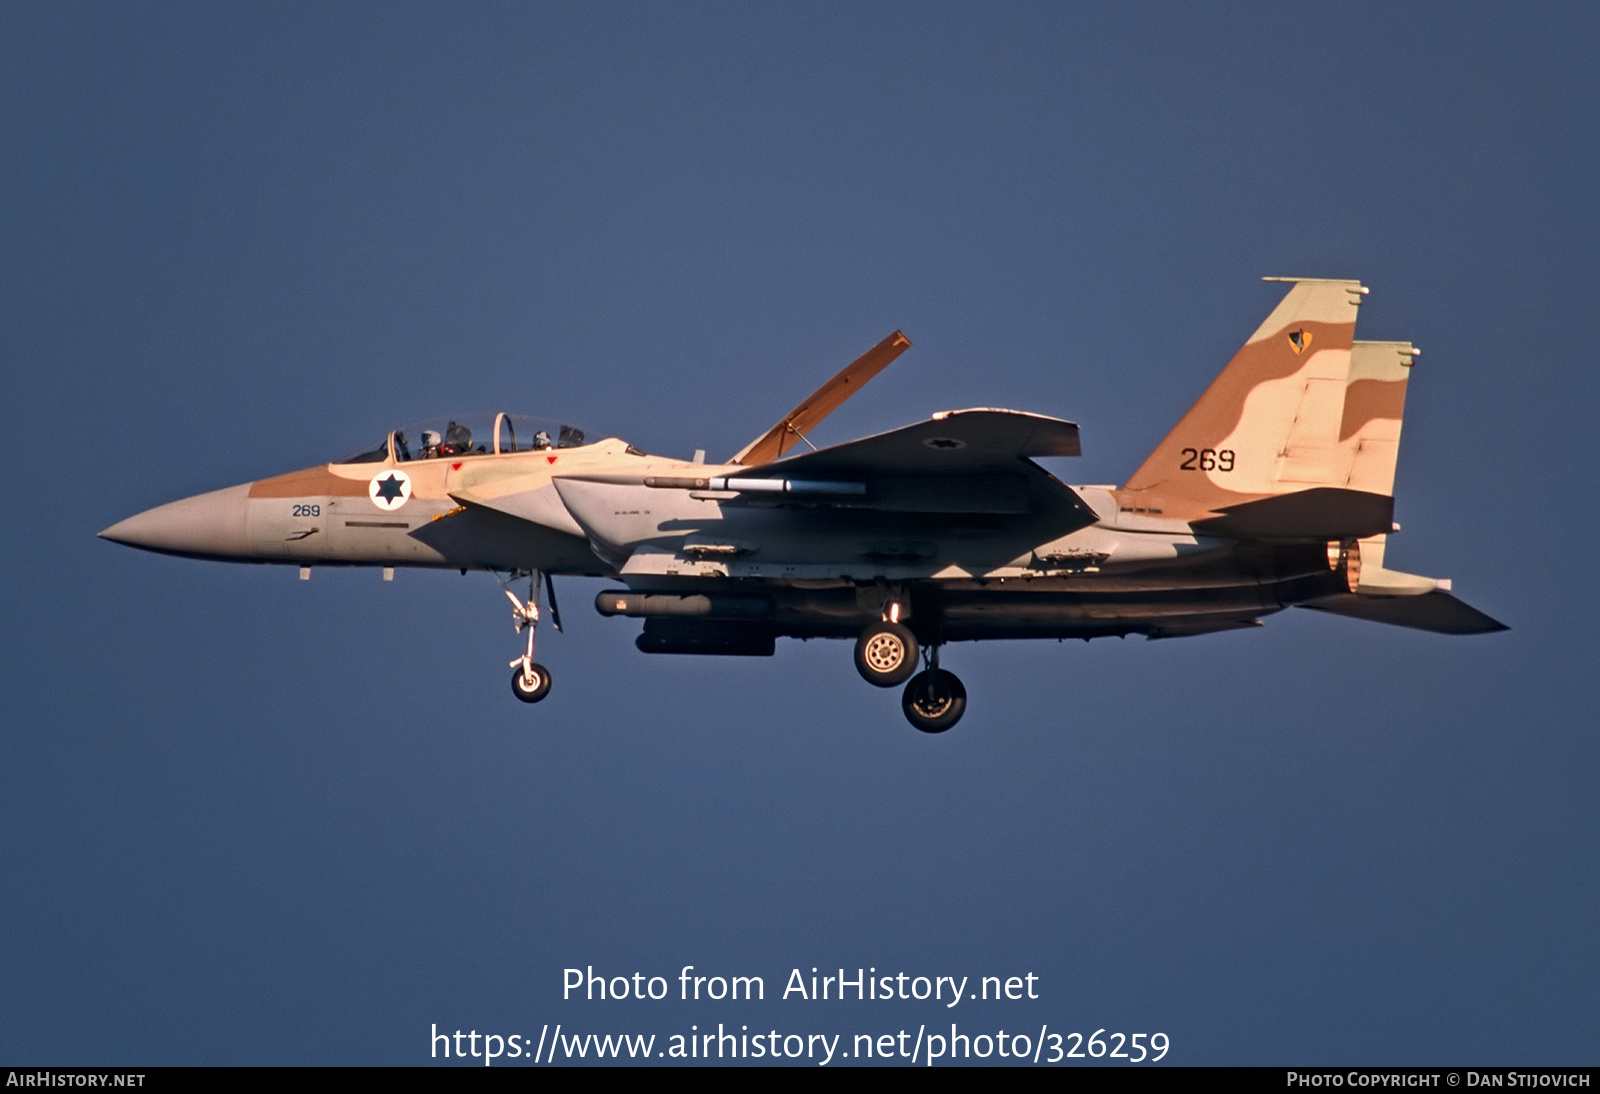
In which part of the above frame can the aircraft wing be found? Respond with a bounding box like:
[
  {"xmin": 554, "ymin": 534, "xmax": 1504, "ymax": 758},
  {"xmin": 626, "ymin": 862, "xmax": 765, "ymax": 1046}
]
[
  {"xmin": 706, "ymin": 408, "xmax": 1090, "ymax": 523},
  {"xmin": 629, "ymin": 409, "xmax": 1089, "ymax": 521},
  {"xmin": 735, "ymin": 408, "xmax": 1081, "ymax": 478},
  {"xmin": 730, "ymin": 331, "xmax": 913, "ymax": 465}
]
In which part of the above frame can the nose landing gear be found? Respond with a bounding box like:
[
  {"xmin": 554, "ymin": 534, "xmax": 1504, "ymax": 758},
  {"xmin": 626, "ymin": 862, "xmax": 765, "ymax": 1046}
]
[
  {"xmin": 510, "ymin": 660, "xmax": 552, "ymax": 702},
  {"xmin": 500, "ymin": 570, "xmax": 559, "ymax": 705}
]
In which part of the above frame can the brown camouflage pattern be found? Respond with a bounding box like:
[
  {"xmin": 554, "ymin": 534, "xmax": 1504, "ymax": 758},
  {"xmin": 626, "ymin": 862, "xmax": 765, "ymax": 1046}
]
[
  {"xmin": 248, "ymin": 464, "xmax": 373, "ymax": 498},
  {"xmin": 1116, "ymin": 279, "xmax": 1369, "ymax": 521},
  {"xmin": 1341, "ymin": 340, "xmax": 1414, "ymax": 497}
]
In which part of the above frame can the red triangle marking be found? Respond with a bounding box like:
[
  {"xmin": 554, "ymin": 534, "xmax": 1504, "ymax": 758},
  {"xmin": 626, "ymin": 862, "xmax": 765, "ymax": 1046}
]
[
  {"xmin": 547, "ymin": 455, "xmax": 558, "ymax": 464},
  {"xmin": 451, "ymin": 462, "xmax": 462, "ymax": 470}
]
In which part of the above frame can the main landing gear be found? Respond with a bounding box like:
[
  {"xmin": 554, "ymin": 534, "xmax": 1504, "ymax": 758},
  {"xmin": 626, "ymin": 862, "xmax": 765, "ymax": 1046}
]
[
  {"xmin": 854, "ymin": 620, "xmax": 920, "ymax": 687},
  {"xmin": 853, "ymin": 615, "xmax": 967, "ymax": 732},
  {"xmin": 901, "ymin": 663, "xmax": 966, "ymax": 733},
  {"xmin": 499, "ymin": 570, "xmax": 560, "ymax": 705}
]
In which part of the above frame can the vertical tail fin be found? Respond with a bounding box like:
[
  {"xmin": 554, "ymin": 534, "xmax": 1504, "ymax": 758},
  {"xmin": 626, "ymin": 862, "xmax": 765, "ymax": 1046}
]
[
  {"xmin": 1342, "ymin": 340, "xmax": 1416, "ymax": 496},
  {"xmin": 1341, "ymin": 340, "xmax": 1429, "ymax": 592},
  {"xmin": 1119, "ymin": 278, "xmax": 1368, "ymax": 521}
]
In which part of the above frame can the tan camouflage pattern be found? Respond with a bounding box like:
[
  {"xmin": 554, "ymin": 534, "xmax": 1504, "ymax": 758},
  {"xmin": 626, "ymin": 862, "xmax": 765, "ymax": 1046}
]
[
  {"xmin": 1341, "ymin": 340, "xmax": 1415, "ymax": 496},
  {"xmin": 1116, "ymin": 278, "xmax": 1367, "ymax": 521},
  {"xmin": 248, "ymin": 463, "xmax": 373, "ymax": 498}
]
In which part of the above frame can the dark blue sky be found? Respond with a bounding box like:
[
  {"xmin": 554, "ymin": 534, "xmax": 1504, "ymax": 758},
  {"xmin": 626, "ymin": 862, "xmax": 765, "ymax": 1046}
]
[{"xmin": 3, "ymin": 2, "xmax": 1596, "ymax": 1065}]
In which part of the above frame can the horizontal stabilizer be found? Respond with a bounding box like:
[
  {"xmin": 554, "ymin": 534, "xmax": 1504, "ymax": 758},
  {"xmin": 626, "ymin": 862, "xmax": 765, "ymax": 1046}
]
[
  {"xmin": 1356, "ymin": 563, "xmax": 1444, "ymax": 596},
  {"xmin": 1299, "ymin": 590, "xmax": 1508, "ymax": 635},
  {"xmin": 1192, "ymin": 487, "xmax": 1393, "ymax": 541}
]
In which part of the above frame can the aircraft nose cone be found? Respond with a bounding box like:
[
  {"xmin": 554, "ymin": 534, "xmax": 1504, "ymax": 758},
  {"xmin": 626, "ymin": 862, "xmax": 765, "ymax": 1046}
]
[{"xmin": 99, "ymin": 483, "xmax": 253, "ymax": 559}]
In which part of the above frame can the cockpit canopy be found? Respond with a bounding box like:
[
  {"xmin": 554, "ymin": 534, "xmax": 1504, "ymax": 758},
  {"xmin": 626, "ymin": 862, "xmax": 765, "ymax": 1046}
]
[{"xmin": 340, "ymin": 413, "xmax": 587, "ymax": 464}]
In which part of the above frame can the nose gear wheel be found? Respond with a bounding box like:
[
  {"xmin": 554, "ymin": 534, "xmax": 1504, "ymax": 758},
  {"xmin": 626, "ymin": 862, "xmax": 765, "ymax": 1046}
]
[{"xmin": 511, "ymin": 662, "xmax": 552, "ymax": 703}]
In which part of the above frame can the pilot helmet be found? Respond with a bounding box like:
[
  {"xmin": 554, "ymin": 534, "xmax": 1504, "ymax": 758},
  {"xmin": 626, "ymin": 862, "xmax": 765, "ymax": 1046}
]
[{"xmin": 421, "ymin": 430, "xmax": 442, "ymax": 446}]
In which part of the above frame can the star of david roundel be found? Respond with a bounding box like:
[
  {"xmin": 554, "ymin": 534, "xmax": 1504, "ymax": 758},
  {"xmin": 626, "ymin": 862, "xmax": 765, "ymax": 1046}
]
[{"xmin": 368, "ymin": 469, "xmax": 412, "ymax": 510}]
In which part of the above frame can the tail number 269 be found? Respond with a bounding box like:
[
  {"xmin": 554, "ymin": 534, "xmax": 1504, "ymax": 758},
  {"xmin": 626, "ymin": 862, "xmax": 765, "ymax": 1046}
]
[{"xmin": 1179, "ymin": 448, "xmax": 1234, "ymax": 472}]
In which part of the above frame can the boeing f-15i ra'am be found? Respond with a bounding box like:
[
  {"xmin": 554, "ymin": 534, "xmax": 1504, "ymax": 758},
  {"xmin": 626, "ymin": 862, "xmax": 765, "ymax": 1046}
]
[{"xmin": 101, "ymin": 279, "xmax": 1504, "ymax": 733}]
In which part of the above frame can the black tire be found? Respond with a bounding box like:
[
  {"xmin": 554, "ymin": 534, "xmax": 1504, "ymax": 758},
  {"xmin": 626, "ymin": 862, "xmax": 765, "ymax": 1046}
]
[
  {"xmin": 901, "ymin": 669, "xmax": 966, "ymax": 733},
  {"xmin": 510, "ymin": 662, "xmax": 552, "ymax": 703},
  {"xmin": 854, "ymin": 621, "xmax": 920, "ymax": 687}
]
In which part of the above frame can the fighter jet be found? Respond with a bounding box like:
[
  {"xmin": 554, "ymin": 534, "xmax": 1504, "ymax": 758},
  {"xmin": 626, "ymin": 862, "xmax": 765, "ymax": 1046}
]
[
  {"xmin": 549, "ymin": 279, "xmax": 1506, "ymax": 732},
  {"xmin": 98, "ymin": 332, "xmax": 913, "ymax": 702}
]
